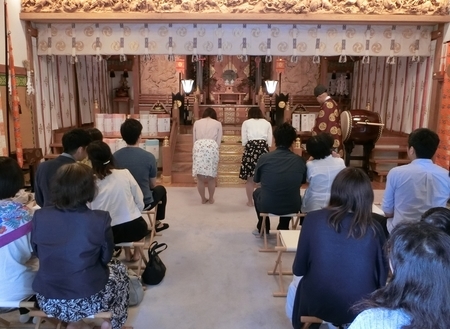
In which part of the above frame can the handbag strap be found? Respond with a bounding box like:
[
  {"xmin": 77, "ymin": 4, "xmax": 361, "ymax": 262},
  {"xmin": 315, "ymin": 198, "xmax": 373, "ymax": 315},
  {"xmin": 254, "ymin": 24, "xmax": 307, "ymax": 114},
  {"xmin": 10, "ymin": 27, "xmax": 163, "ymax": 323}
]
[{"xmin": 149, "ymin": 241, "xmax": 168, "ymax": 256}]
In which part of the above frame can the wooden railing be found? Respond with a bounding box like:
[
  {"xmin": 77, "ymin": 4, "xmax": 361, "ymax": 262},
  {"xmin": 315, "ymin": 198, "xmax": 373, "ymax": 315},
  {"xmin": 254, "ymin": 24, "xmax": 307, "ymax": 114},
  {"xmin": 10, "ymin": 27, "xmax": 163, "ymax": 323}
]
[{"xmin": 161, "ymin": 117, "xmax": 178, "ymax": 184}]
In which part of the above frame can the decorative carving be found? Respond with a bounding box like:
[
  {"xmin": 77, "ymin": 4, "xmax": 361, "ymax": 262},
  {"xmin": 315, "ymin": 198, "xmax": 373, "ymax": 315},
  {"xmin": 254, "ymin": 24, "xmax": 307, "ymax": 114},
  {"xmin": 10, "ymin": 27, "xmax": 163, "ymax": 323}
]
[
  {"xmin": 21, "ymin": 0, "xmax": 450, "ymax": 15},
  {"xmin": 140, "ymin": 55, "xmax": 178, "ymax": 94}
]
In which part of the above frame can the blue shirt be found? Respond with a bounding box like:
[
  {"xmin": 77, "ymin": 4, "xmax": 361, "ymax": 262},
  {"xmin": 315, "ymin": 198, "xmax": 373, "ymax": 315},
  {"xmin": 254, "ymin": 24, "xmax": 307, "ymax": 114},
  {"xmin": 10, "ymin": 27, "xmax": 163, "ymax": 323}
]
[
  {"xmin": 349, "ymin": 308, "xmax": 410, "ymax": 329},
  {"xmin": 382, "ymin": 159, "xmax": 450, "ymax": 233},
  {"xmin": 114, "ymin": 147, "xmax": 157, "ymax": 205}
]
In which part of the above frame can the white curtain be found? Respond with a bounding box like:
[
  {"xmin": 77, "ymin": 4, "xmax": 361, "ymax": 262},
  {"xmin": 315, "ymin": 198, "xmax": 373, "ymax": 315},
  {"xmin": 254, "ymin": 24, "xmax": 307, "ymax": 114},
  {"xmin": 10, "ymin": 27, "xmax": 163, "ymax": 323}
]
[{"xmin": 352, "ymin": 51, "xmax": 434, "ymax": 134}]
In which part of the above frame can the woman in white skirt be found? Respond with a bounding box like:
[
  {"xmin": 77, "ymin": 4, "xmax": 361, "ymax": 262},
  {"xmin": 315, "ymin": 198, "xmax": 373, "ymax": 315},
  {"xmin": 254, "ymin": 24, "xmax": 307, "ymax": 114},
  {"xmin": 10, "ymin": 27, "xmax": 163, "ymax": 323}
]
[
  {"xmin": 193, "ymin": 107, "xmax": 223, "ymax": 204},
  {"xmin": 239, "ymin": 107, "xmax": 272, "ymax": 206}
]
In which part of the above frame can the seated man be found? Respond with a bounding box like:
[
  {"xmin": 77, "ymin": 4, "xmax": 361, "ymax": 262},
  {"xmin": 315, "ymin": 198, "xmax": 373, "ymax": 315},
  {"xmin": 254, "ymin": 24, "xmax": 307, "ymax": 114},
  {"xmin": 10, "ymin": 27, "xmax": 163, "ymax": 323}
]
[
  {"xmin": 114, "ymin": 118, "xmax": 169, "ymax": 232},
  {"xmin": 35, "ymin": 128, "xmax": 91, "ymax": 207},
  {"xmin": 382, "ymin": 128, "xmax": 450, "ymax": 234},
  {"xmin": 252, "ymin": 123, "xmax": 307, "ymax": 234}
]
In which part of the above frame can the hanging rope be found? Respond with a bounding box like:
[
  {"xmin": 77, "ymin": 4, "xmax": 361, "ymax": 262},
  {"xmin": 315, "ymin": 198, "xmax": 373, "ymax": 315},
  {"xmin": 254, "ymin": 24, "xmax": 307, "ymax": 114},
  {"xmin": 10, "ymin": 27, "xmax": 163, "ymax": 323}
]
[{"xmin": 5, "ymin": 0, "xmax": 23, "ymax": 167}]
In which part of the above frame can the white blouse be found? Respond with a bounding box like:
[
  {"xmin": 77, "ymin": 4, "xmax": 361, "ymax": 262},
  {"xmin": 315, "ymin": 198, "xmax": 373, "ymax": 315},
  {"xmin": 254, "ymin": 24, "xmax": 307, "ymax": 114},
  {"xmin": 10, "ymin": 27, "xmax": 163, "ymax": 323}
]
[{"xmin": 241, "ymin": 118, "xmax": 273, "ymax": 146}]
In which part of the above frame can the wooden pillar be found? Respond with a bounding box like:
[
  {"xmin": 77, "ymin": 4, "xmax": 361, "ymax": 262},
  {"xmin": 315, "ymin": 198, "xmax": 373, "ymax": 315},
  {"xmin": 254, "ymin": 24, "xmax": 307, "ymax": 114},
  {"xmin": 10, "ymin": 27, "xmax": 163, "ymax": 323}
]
[
  {"xmin": 25, "ymin": 21, "xmax": 39, "ymax": 149},
  {"xmin": 132, "ymin": 55, "xmax": 140, "ymax": 114},
  {"xmin": 193, "ymin": 86, "xmax": 200, "ymax": 122},
  {"xmin": 161, "ymin": 136, "xmax": 172, "ymax": 184},
  {"xmin": 284, "ymin": 101, "xmax": 291, "ymax": 123},
  {"xmin": 429, "ymin": 26, "xmax": 445, "ymax": 132}
]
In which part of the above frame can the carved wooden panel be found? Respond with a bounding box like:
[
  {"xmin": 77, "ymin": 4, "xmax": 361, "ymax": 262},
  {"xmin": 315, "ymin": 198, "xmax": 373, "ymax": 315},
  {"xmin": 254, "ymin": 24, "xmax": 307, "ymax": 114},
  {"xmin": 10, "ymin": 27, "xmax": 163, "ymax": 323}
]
[{"xmin": 140, "ymin": 55, "xmax": 179, "ymax": 95}]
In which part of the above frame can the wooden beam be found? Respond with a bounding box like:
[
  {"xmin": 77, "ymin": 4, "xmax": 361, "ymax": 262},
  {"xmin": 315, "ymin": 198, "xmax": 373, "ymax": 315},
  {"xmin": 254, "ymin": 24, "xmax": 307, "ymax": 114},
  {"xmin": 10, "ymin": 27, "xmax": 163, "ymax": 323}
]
[
  {"xmin": 0, "ymin": 64, "xmax": 26, "ymax": 75},
  {"xmin": 26, "ymin": 24, "xmax": 38, "ymax": 38},
  {"xmin": 431, "ymin": 30, "xmax": 443, "ymax": 41},
  {"xmin": 428, "ymin": 23, "xmax": 445, "ymax": 132},
  {"xmin": 19, "ymin": 12, "xmax": 450, "ymax": 25}
]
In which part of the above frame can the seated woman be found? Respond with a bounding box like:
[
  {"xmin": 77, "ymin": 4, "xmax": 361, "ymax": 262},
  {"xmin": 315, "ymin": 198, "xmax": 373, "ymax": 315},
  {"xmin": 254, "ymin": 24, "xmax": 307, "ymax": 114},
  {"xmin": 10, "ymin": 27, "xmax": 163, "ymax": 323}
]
[
  {"xmin": 0, "ymin": 157, "xmax": 36, "ymax": 320},
  {"xmin": 421, "ymin": 206, "xmax": 450, "ymax": 235},
  {"xmin": 87, "ymin": 140, "xmax": 148, "ymax": 261},
  {"xmin": 302, "ymin": 133, "xmax": 345, "ymax": 213},
  {"xmin": 349, "ymin": 222, "xmax": 450, "ymax": 329},
  {"xmin": 31, "ymin": 163, "xmax": 129, "ymax": 329},
  {"xmin": 291, "ymin": 167, "xmax": 389, "ymax": 329}
]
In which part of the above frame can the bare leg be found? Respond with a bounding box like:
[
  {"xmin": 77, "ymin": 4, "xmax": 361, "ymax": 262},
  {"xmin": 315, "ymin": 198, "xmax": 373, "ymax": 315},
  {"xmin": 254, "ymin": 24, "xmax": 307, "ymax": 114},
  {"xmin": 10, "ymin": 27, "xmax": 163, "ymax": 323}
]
[
  {"xmin": 197, "ymin": 175, "xmax": 208, "ymax": 204},
  {"xmin": 124, "ymin": 247, "xmax": 132, "ymax": 262},
  {"xmin": 246, "ymin": 177, "xmax": 254, "ymax": 207},
  {"xmin": 207, "ymin": 176, "xmax": 216, "ymax": 204}
]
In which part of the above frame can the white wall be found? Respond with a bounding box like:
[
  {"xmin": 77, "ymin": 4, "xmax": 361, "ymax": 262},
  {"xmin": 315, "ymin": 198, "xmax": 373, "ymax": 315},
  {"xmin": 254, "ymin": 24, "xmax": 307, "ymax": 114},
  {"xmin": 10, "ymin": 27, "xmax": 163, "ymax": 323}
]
[{"xmin": 0, "ymin": 0, "xmax": 28, "ymax": 66}]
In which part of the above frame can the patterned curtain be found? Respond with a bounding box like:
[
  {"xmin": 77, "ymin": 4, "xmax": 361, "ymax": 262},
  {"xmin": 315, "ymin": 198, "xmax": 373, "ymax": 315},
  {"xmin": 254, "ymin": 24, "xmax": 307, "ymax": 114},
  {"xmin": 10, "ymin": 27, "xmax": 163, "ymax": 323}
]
[
  {"xmin": 76, "ymin": 56, "xmax": 110, "ymax": 124},
  {"xmin": 33, "ymin": 46, "xmax": 111, "ymax": 154},
  {"xmin": 352, "ymin": 49, "xmax": 435, "ymax": 134},
  {"xmin": 435, "ymin": 44, "xmax": 450, "ymax": 170}
]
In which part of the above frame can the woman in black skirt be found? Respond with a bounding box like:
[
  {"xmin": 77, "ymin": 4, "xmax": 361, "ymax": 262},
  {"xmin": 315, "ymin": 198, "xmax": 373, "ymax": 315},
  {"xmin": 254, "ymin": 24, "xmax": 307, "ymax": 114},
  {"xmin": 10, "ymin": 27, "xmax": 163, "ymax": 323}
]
[{"xmin": 239, "ymin": 107, "xmax": 273, "ymax": 206}]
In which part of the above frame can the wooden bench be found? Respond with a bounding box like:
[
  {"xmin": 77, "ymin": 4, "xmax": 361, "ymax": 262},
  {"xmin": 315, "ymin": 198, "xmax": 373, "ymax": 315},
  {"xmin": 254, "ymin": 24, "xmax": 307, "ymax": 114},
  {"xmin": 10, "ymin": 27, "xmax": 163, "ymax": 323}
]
[
  {"xmin": 259, "ymin": 212, "xmax": 303, "ymax": 252},
  {"xmin": 370, "ymin": 135, "xmax": 409, "ymax": 182}
]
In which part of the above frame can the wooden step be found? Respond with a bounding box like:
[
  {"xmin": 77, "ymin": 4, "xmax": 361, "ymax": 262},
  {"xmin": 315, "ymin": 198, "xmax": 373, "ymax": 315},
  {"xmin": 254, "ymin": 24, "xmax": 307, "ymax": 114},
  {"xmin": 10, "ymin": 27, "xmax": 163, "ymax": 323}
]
[
  {"xmin": 172, "ymin": 162, "xmax": 192, "ymax": 172},
  {"xmin": 173, "ymin": 152, "xmax": 192, "ymax": 162},
  {"xmin": 369, "ymin": 159, "xmax": 410, "ymax": 164},
  {"xmin": 372, "ymin": 146, "xmax": 407, "ymax": 152}
]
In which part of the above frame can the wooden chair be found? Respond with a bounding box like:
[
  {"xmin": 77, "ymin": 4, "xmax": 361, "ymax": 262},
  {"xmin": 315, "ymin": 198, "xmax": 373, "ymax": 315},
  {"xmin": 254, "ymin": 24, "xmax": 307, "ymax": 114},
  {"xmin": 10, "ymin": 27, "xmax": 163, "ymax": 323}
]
[
  {"xmin": 268, "ymin": 230, "xmax": 301, "ymax": 297},
  {"xmin": 259, "ymin": 212, "xmax": 302, "ymax": 252},
  {"xmin": 0, "ymin": 301, "xmax": 40, "ymax": 328},
  {"xmin": 116, "ymin": 202, "xmax": 162, "ymax": 276}
]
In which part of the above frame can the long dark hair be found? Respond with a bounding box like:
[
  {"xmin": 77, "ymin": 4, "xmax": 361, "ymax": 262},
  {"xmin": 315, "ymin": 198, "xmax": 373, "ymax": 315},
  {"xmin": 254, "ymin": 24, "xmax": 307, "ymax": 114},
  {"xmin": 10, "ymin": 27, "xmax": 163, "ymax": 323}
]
[
  {"xmin": 202, "ymin": 107, "xmax": 217, "ymax": 120},
  {"xmin": 327, "ymin": 167, "xmax": 375, "ymax": 238},
  {"xmin": 353, "ymin": 222, "xmax": 450, "ymax": 329},
  {"xmin": 86, "ymin": 141, "xmax": 116, "ymax": 180}
]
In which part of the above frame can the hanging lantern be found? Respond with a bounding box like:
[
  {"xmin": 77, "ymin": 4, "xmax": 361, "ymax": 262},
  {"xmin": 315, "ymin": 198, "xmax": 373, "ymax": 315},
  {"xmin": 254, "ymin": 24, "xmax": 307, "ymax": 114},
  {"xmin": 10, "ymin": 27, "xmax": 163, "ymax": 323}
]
[
  {"xmin": 275, "ymin": 58, "xmax": 286, "ymax": 74},
  {"xmin": 175, "ymin": 58, "xmax": 186, "ymax": 74}
]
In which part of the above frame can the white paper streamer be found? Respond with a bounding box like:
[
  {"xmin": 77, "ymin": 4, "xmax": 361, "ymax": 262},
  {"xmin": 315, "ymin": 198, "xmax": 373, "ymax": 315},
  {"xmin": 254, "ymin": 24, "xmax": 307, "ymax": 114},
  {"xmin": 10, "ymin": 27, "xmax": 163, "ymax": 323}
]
[
  {"xmin": 120, "ymin": 23, "xmax": 127, "ymax": 62},
  {"xmin": 386, "ymin": 25, "xmax": 396, "ymax": 65},
  {"xmin": 362, "ymin": 25, "xmax": 371, "ymax": 64},
  {"xmin": 338, "ymin": 25, "xmax": 347, "ymax": 63},
  {"xmin": 71, "ymin": 23, "xmax": 78, "ymax": 64},
  {"xmin": 313, "ymin": 24, "xmax": 321, "ymax": 64},
  {"xmin": 144, "ymin": 23, "xmax": 150, "ymax": 61},
  {"xmin": 265, "ymin": 24, "xmax": 272, "ymax": 62},
  {"xmin": 241, "ymin": 24, "xmax": 248, "ymax": 62},
  {"xmin": 192, "ymin": 23, "xmax": 198, "ymax": 62},
  {"xmin": 411, "ymin": 26, "xmax": 421, "ymax": 62},
  {"xmin": 95, "ymin": 23, "xmax": 102, "ymax": 62},
  {"xmin": 291, "ymin": 24, "xmax": 298, "ymax": 63}
]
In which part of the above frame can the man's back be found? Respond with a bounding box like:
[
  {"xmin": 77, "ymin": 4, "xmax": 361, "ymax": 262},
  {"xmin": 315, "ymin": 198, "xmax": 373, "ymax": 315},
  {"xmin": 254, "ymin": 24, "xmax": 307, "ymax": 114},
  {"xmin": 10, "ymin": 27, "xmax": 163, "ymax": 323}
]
[
  {"xmin": 114, "ymin": 147, "xmax": 156, "ymax": 205},
  {"xmin": 35, "ymin": 155, "xmax": 75, "ymax": 207},
  {"xmin": 382, "ymin": 159, "xmax": 450, "ymax": 232},
  {"xmin": 254, "ymin": 148, "xmax": 306, "ymax": 214}
]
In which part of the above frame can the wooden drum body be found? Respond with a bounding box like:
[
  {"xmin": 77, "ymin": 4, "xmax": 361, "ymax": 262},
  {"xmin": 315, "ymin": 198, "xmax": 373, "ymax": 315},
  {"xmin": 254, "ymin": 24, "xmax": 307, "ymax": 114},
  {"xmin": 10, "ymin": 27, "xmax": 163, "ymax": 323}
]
[{"xmin": 340, "ymin": 109, "xmax": 383, "ymax": 145}]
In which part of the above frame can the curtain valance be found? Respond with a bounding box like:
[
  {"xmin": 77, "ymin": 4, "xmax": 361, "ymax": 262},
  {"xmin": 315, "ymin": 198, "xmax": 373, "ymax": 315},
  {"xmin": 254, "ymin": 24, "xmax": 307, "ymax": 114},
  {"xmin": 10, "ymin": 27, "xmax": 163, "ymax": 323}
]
[{"xmin": 36, "ymin": 23, "xmax": 432, "ymax": 59}]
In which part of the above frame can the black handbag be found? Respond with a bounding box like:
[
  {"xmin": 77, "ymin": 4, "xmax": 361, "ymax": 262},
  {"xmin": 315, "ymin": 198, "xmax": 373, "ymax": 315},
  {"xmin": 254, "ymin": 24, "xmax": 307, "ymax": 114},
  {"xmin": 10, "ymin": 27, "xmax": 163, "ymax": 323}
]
[{"xmin": 142, "ymin": 241, "xmax": 168, "ymax": 285}]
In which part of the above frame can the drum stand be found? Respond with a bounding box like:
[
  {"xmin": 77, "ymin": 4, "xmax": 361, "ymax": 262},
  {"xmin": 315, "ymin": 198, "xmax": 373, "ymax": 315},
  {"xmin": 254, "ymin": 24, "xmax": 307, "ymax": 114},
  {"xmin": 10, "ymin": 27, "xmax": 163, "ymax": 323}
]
[{"xmin": 344, "ymin": 141, "xmax": 375, "ymax": 179}]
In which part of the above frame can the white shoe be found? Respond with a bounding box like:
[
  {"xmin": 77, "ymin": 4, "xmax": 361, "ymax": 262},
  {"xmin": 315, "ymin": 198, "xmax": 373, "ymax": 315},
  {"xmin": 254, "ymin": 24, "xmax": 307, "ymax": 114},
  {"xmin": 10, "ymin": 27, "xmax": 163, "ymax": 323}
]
[
  {"xmin": 252, "ymin": 229, "xmax": 261, "ymax": 237},
  {"xmin": 19, "ymin": 313, "xmax": 30, "ymax": 323}
]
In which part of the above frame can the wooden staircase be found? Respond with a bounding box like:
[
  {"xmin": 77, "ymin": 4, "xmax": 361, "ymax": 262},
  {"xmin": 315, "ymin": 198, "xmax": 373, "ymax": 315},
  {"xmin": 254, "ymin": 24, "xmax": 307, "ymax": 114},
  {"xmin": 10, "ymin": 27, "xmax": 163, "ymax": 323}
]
[
  {"xmin": 369, "ymin": 133, "xmax": 410, "ymax": 182},
  {"xmin": 171, "ymin": 132, "xmax": 245, "ymax": 185}
]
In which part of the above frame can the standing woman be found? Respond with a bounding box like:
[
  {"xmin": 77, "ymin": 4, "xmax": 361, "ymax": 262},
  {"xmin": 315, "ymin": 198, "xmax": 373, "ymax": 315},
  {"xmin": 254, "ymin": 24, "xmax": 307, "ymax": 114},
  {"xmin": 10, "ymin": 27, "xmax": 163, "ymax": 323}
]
[
  {"xmin": 193, "ymin": 107, "xmax": 223, "ymax": 204},
  {"xmin": 87, "ymin": 141, "xmax": 148, "ymax": 262},
  {"xmin": 239, "ymin": 107, "xmax": 272, "ymax": 207},
  {"xmin": 291, "ymin": 167, "xmax": 388, "ymax": 328},
  {"xmin": 31, "ymin": 163, "xmax": 129, "ymax": 329}
]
